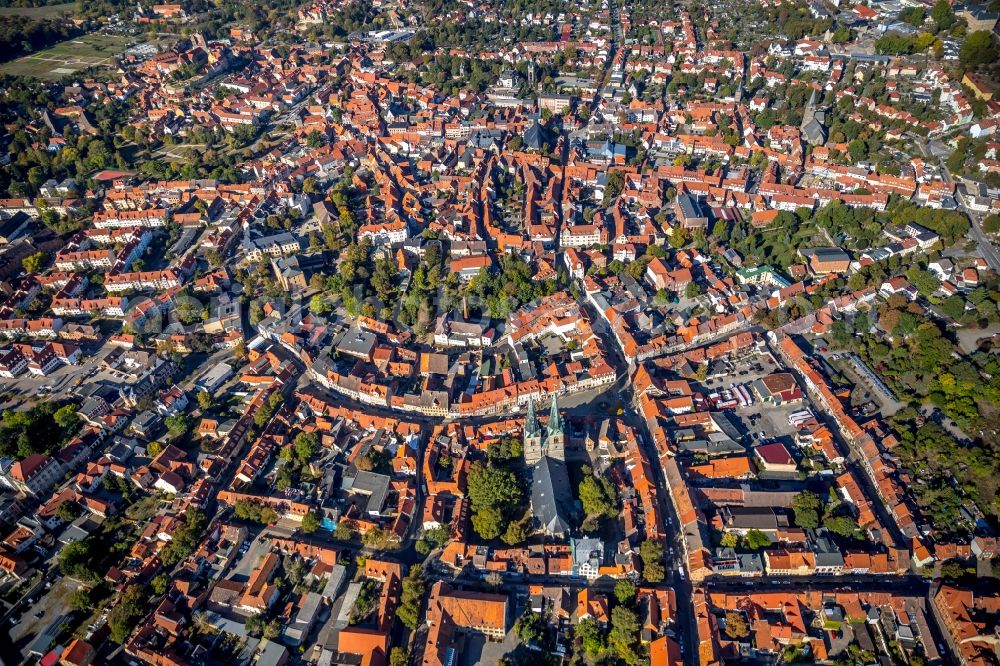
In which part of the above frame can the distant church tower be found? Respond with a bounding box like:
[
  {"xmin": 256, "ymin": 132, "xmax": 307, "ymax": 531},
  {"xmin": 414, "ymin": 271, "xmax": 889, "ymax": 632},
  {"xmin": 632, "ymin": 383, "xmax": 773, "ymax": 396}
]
[
  {"xmin": 523, "ymin": 397, "xmax": 544, "ymax": 465},
  {"xmin": 800, "ymin": 89, "xmax": 828, "ymax": 146}
]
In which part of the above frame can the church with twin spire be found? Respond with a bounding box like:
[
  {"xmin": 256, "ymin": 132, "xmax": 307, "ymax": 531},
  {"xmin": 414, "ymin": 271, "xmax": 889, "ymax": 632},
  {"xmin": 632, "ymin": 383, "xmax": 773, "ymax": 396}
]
[
  {"xmin": 524, "ymin": 396, "xmax": 574, "ymax": 538},
  {"xmin": 523, "ymin": 394, "xmax": 565, "ymax": 464}
]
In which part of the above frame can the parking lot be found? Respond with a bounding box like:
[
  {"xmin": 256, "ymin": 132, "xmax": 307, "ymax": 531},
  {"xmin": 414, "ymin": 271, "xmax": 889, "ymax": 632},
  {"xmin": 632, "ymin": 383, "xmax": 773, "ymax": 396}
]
[
  {"xmin": 702, "ymin": 352, "xmax": 813, "ymax": 444},
  {"xmin": 9, "ymin": 574, "xmax": 79, "ymax": 649},
  {"xmin": 735, "ymin": 400, "xmax": 808, "ymax": 444},
  {"xmin": 703, "ymin": 351, "xmax": 776, "ymax": 391},
  {"xmin": 228, "ymin": 531, "xmax": 271, "ymax": 581},
  {"xmin": 0, "ymin": 352, "xmax": 109, "ymax": 409}
]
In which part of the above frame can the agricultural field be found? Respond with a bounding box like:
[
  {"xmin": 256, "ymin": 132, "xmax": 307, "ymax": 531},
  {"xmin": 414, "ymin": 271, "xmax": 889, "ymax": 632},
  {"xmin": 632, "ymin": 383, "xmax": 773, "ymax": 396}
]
[
  {"xmin": 0, "ymin": 2, "xmax": 76, "ymax": 18},
  {"xmin": 0, "ymin": 32, "xmax": 131, "ymax": 79}
]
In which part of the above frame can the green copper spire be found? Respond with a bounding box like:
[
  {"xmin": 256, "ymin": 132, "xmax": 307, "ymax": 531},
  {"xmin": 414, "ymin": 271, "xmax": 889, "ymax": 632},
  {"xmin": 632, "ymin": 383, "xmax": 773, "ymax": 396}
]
[
  {"xmin": 547, "ymin": 394, "xmax": 563, "ymax": 437},
  {"xmin": 525, "ymin": 397, "xmax": 541, "ymax": 438}
]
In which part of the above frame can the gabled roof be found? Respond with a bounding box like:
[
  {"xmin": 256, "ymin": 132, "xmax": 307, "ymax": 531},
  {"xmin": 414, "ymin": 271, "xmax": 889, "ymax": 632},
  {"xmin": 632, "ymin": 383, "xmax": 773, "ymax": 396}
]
[
  {"xmin": 11, "ymin": 454, "xmax": 51, "ymax": 482},
  {"xmin": 523, "ymin": 120, "xmax": 545, "ymax": 150},
  {"xmin": 755, "ymin": 442, "xmax": 795, "ymax": 466},
  {"xmin": 531, "ymin": 456, "xmax": 574, "ymax": 536}
]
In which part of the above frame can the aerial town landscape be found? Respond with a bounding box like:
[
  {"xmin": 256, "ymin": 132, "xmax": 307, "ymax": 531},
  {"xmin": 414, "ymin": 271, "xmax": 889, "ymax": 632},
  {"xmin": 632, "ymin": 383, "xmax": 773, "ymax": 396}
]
[{"xmin": 0, "ymin": 0, "xmax": 997, "ymax": 664}]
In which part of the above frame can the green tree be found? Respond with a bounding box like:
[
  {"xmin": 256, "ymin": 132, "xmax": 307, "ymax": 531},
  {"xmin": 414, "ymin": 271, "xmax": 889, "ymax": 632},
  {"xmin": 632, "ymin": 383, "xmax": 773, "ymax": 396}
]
[
  {"xmin": 362, "ymin": 526, "xmax": 391, "ymax": 549},
  {"xmin": 669, "ymin": 228, "xmax": 689, "ymax": 249},
  {"xmin": 467, "ymin": 462, "xmax": 523, "ymax": 539},
  {"xmin": 234, "ymin": 500, "xmax": 278, "ymax": 525},
  {"xmin": 22, "ymin": 251, "xmax": 46, "ymax": 273},
  {"xmin": 301, "ymin": 511, "xmax": 321, "ymax": 533},
  {"xmin": 108, "ymin": 585, "xmax": 149, "ymax": 643},
  {"xmin": 244, "ymin": 614, "xmax": 265, "ymax": 636},
  {"xmin": 906, "ymin": 266, "xmax": 940, "ymax": 297},
  {"xmin": 931, "ymin": 0, "xmax": 956, "ymax": 30},
  {"xmin": 823, "ymin": 515, "xmax": 859, "ymax": 538},
  {"xmin": 577, "ymin": 618, "xmax": 606, "ymax": 657},
  {"xmin": 471, "ymin": 505, "xmax": 504, "ymax": 540},
  {"xmin": 164, "ymin": 413, "xmax": 192, "ymax": 438},
  {"xmin": 160, "ymin": 510, "xmax": 206, "ymax": 566},
  {"xmin": 502, "ymin": 517, "xmax": 528, "ymax": 545},
  {"xmin": 640, "ymin": 540, "xmax": 665, "ymax": 582},
  {"xmin": 578, "ymin": 470, "xmax": 617, "ymax": 518},
  {"xmin": 151, "ymin": 573, "xmax": 169, "ymax": 595},
  {"xmin": 647, "ymin": 244, "xmax": 668, "ymax": 259},
  {"xmin": 604, "ymin": 171, "xmax": 625, "ymax": 204},
  {"xmin": 609, "ymin": 606, "xmax": 641, "ymax": 665},
  {"xmin": 940, "ymin": 559, "xmax": 965, "ymax": 580},
  {"xmin": 310, "ymin": 293, "xmax": 332, "ymax": 314},
  {"xmin": 196, "ymin": 391, "xmax": 213, "ymax": 411},
  {"xmin": 947, "ymin": 142, "xmax": 968, "ymax": 174},
  {"xmin": 424, "ymin": 525, "xmax": 451, "ymax": 547},
  {"xmin": 899, "ymin": 6, "xmax": 925, "ymax": 27},
  {"xmin": 514, "ymin": 610, "xmax": 545, "ymax": 645},
  {"xmin": 53, "ymin": 404, "xmax": 79, "ymax": 430},
  {"xmin": 294, "ymin": 432, "xmax": 318, "ymax": 466},
  {"xmin": 614, "ymin": 580, "xmax": 637, "ymax": 607},
  {"xmin": 27, "ymin": 166, "xmax": 46, "ymax": 190},
  {"xmin": 960, "ymin": 31, "xmax": 999, "ymax": 67},
  {"xmin": 940, "ymin": 295, "xmax": 967, "ymax": 321},
  {"xmin": 389, "ymin": 648, "xmax": 409, "ymax": 666},
  {"xmin": 70, "ymin": 588, "xmax": 93, "ymax": 613},
  {"xmin": 791, "ymin": 491, "xmax": 821, "ymax": 529},
  {"xmin": 59, "ymin": 540, "xmax": 95, "ymax": 581},
  {"xmin": 262, "ymin": 619, "xmax": 281, "ymax": 640},
  {"xmin": 397, "ymin": 565, "xmax": 425, "ymax": 630},
  {"xmin": 745, "ymin": 529, "xmax": 772, "ymax": 550}
]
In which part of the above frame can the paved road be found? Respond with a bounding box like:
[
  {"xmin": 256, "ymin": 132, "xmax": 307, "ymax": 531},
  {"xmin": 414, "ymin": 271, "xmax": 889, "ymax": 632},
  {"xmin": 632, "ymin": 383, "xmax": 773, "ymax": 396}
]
[
  {"xmin": 941, "ymin": 166, "xmax": 1000, "ymax": 272},
  {"xmin": 915, "ymin": 138, "xmax": 1000, "ymax": 272},
  {"xmin": 959, "ymin": 190, "xmax": 1000, "ymax": 272},
  {"xmin": 705, "ymin": 574, "xmax": 930, "ymax": 594}
]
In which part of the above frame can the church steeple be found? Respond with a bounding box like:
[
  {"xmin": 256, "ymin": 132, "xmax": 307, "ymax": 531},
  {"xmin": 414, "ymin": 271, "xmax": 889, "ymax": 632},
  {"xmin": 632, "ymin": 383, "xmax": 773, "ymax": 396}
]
[
  {"xmin": 525, "ymin": 397, "xmax": 541, "ymax": 438},
  {"xmin": 547, "ymin": 394, "xmax": 563, "ymax": 438},
  {"xmin": 523, "ymin": 396, "xmax": 544, "ymax": 465}
]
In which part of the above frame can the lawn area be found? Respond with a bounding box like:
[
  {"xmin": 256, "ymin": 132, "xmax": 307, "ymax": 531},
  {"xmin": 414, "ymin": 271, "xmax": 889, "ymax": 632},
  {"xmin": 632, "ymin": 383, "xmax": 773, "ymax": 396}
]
[
  {"xmin": 0, "ymin": 2, "xmax": 76, "ymax": 18},
  {"xmin": 0, "ymin": 32, "xmax": 132, "ymax": 79}
]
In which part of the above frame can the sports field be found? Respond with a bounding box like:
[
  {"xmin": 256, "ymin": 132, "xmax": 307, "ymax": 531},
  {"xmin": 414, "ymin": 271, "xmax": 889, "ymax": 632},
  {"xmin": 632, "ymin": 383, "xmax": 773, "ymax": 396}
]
[{"xmin": 0, "ymin": 33, "xmax": 132, "ymax": 79}]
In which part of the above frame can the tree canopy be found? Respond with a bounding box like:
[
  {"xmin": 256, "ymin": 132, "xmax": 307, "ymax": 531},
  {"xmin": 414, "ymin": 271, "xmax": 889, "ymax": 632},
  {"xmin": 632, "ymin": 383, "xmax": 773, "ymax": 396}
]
[
  {"xmin": 640, "ymin": 540, "xmax": 665, "ymax": 582},
  {"xmin": 792, "ymin": 491, "xmax": 821, "ymax": 529},
  {"xmin": 467, "ymin": 462, "xmax": 524, "ymax": 540},
  {"xmin": 960, "ymin": 31, "xmax": 999, "ymax": 67}
]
